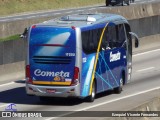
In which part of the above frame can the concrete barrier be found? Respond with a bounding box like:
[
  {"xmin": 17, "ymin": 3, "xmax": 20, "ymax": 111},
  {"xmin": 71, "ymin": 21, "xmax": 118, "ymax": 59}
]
[
  {"xmin": 0, "ymin": 2, "xmax": 160, "ymax": 38},
  {"xmin": 133, "ymin": 34, "xmax": 160, "ymax": 54},
  {"xmin": 0, "ymin": 61, "xmax": 25, "ymax": 83},
  {"xmin": 0, "ymin": 39, "xmax": 27, "ymax": 65},
  {"xmin": 95, "ymin": 2, "xmax": 160, "ymax": 20},
  {"xmin": 128, "ymin": 15, "xmax": 160, "ymax": 38}
]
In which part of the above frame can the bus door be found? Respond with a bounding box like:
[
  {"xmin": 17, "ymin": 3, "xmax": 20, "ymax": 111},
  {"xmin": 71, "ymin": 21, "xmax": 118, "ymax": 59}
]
[
  {"xmin": 124, "ymin": 24, "xmax": 133, "ymax": 82},
  {"xmin": 101, "ymin": 23, "xmax": 127, "ymax": 89},
  {"xmin": 98, "ymin": 24, "xmax": 123, "ymax": 91}
]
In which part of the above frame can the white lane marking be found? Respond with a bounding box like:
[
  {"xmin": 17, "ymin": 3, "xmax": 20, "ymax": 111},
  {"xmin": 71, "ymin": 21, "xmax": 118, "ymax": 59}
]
[
  {"xmin": 13, "ymin": 18, "xmax": 22, "ymax": 20},
  {"xmin": 65, "ymin": 11, "xmax": 73, "ymax": 14},
  {"xmin": 88, "ymin": 8, "xmax": 96, "ymax": 10},
  {"xmin": 133, "ymin": 48, "xmax": 160, "ymax": 57},
  {"xmin": 139, "ymin": 1, "xmax": 147, "ymax": 3},
  {"xmin": 77, "ymin": 10, "xmax": 84, "ymax": 12},
  {"xmin": 45, "ymin": 86, "xmax": 160, "ymax": 120},
  {"xmin": 137, "ymin": 67, "xmax": 155, "ymax": 72},
  {"xmin": 40, "ymin": 14, "xmax": 48, "ymax": 17},
  {"xmin": 0, "ymin": 82, "xmax": 14, "ymax": 87},
  {"xmin": 26, "ymin": 16, "xmax": 36, "ymax": 19},
  {"xmin": 54, "ymin": 13, "xmax": 61, "ymax": 15},
  {"xmin": 0, "ymin": 19, "xmax": 10, "ymax": 22},
  {"xmin": 28, "ymin": 16, "xmax": 36, "ymax": 18}
]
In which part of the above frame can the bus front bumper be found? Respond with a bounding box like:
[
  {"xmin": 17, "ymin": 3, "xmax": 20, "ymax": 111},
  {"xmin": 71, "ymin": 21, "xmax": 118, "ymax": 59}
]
[{"xmin": 26, "ymin": 83, "xmax": 81, "ymax": 98}]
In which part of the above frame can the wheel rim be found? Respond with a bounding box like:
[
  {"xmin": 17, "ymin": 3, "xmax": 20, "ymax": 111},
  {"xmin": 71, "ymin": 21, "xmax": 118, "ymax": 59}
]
[{"xmin": 120, "ymin": 78, "xmax": 123, "ymax": 88}]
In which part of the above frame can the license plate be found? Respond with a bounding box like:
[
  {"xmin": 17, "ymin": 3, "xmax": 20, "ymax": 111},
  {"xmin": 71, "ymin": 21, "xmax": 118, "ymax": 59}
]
[{"xmin": 46, "ymin": 89, "xmax": 56, "ymax": 93}]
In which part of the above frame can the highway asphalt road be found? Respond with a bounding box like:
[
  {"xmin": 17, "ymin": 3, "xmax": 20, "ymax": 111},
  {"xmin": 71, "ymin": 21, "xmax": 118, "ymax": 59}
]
[
  {"xmin": 0, "ymin": 0, "xmax": 160, "ymax": 22},
  {"xmin": 0, "ymin": 45, "xmax": 160, "ymax": 120}
]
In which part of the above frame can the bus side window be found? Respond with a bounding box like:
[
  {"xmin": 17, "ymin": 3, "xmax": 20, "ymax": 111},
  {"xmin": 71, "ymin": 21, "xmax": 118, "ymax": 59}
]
[
  {"xmin": 117, "ymin": 24, "xmax": 127, "ymax": 49},
  {"xmin": 93, "ymin": 29, "xmax": 100, "ymax": 52},
  {"xmin": 107, "ymin": 25, "xmax": 117, "ymax": 49},
  {"xmin": 82, "ymin": 31, "xmax": 90, "ymax": 54},
  {"xmin": 89, "ymin": 30, "xmax": 94, "ymax": 51},
  {"xmin": 82, "ymin": 29, "xmax": 101, "ymax": 54},
  {"xmin": 101, "ymin": 27, "xmax": 110, "ymax": 50}
]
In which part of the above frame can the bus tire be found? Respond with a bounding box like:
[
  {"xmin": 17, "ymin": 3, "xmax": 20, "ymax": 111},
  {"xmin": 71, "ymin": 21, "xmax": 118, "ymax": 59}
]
[
  {"xmin": 86, "ymin": 81, "xmax": 96, "ymax": 102},
  {"xmin": 114, "ymin": 78, "xmax": 123, "ymax": 94}
]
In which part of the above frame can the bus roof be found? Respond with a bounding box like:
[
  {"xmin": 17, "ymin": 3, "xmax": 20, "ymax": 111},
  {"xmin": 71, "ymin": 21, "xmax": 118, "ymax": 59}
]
[{"xmin": 36, "ymin": 13, "xmax": 129, "ymax": 28}]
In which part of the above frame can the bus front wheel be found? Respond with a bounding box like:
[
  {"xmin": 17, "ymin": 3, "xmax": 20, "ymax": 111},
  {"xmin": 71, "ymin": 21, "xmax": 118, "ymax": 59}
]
[{"xmin": 114, "ymin": 78, "xmax": 123, "ymax": 94}]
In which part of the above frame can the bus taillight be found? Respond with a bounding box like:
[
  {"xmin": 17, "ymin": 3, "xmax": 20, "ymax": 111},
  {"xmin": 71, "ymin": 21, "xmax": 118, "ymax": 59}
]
[
  {"xmin": 32, "ymin": 25, "xmax": 36, "ymax": 29},
  {"xmin": 71, "ymin": 67, "xmax": 79, "ymax": 86},
  {"xmin": 71, "ymin": 26, "xmax": 76, "ymax": 30},
  {"xmin": 26, "ymin": 65, "xmax": 33, "ymax": 84}
]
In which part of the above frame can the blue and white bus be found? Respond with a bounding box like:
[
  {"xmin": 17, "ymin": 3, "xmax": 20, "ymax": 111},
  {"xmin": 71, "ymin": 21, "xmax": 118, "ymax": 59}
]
[{"xmin": 25, "ymin": 13, "xmax": 139, "ymax": 102}]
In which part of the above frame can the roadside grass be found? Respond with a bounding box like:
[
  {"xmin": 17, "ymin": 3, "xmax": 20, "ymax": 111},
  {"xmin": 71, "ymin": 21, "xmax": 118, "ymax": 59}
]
[
  {"xmin": 0, "ymin": 0, "xmax": 104, "ymax": 16},
  {"xmin": 0, "ymin": 34, "xmax": 20, "ymax": 42}
]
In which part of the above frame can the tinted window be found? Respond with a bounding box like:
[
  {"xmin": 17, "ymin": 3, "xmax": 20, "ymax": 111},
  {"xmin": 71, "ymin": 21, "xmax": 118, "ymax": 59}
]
[
  {"xmin": 108, "ymin": 25, "xmax": 117, "ymax": 48},
  {"xmin": 82, "ymin": 28, "xmax": 102, "ymax": 54},
  {"xmin": 82, "ymin": 24, "xmax": 126, "ymax": 54},
  {"xmin": 106, "ymin": 24, "xmax": 126, "ymax": 48},
  {"xmin": 117, "ymin": 24, "xmax": 126, "ymax": 48}
]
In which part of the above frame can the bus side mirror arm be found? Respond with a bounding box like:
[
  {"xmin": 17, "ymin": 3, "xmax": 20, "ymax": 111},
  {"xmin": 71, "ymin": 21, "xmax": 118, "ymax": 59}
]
[
  {"xmin": 20, "ymin": 34, "xmax": 25, "ymax": 38},
  {"xmin": 129, "ymin": 32, "xmax": 139, "ymax": 48}
]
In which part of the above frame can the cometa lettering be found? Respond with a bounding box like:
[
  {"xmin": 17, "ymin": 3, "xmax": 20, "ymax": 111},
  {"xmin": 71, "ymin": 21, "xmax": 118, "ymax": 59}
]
[
  {"xmin": 34, "ymin": 69, "xmax": 70, "ymax": 77},
  {"xmin": 110, "ymin": 51, "xmax": 121, "ymax": 62}
]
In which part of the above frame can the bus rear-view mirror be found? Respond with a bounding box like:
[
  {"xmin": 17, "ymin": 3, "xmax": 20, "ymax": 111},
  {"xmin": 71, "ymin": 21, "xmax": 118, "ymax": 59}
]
[{"xmin": 20, "ymin": 28, "xmax": 28, "ymax": 39}]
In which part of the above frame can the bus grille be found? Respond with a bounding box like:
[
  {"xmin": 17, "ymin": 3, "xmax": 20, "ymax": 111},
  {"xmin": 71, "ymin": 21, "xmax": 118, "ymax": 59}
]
[{"xmin": 33, "ymin": 56, "xmax": 72, "ymax": 64}]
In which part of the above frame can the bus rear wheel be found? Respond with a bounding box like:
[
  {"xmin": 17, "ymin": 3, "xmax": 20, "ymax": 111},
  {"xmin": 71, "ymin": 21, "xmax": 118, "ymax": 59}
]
[{"xmin": 86, "ymin": 81, "xmax": 96, "ymax": 102}]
